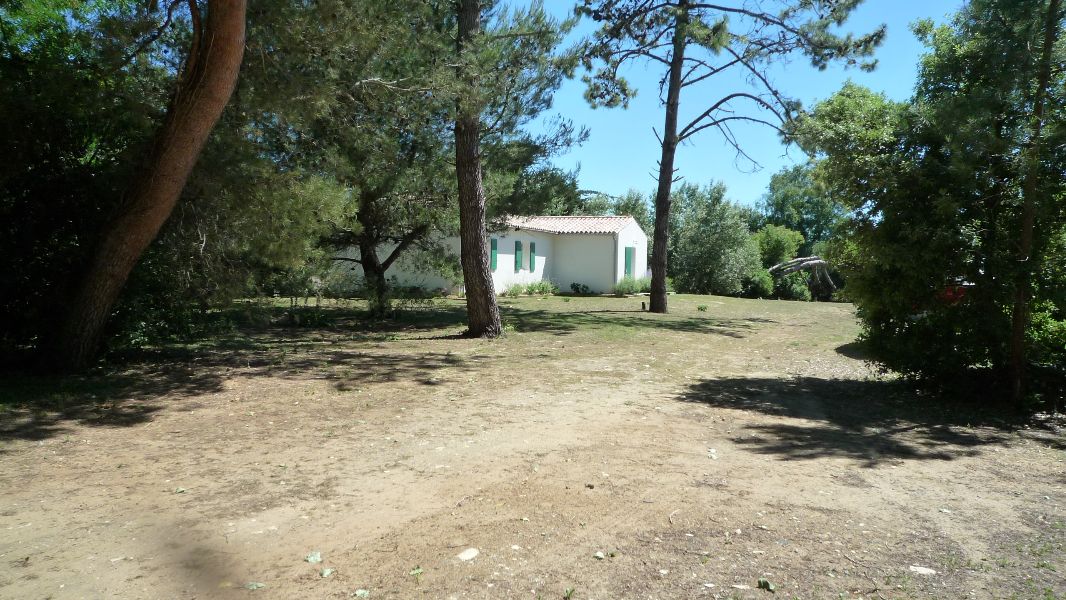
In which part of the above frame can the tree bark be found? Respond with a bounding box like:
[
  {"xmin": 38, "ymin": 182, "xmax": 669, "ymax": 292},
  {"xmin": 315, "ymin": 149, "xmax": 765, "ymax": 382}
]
[
  {"xmin": 454, "ymin": 0, "xmax": 502, "ymax": 337},
  {"xmin": 55, "ymin": 0, "xmax": 247, "ymax": 370},
  {"xmin": 358, "ymin": 237, "xmax": 390, "ymax": 318},
  {"xmin": 1009, "ymin": 0, "xmax": 1061, "ymax": 405},
  {"xmin": 648, "ymin": 1, "xmax": 688, "ymax": 314}
]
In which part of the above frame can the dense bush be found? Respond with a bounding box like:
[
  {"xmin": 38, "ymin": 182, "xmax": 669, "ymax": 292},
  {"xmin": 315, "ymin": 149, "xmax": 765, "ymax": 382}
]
[
  {"xmin": 525, "ymin": 280, "xmax": 559, "ymax": 295},
  {"xmin": 743, "ymin": 271, "xmax": 774, "ymax": 299},
  {"xmin": 614, "ymin": 276, "xmax": 651, "ymax": 295},
  {"xmin": 774, "ymin": 272, "xmax": 813, "ymax": 302},
  {"xmin": 502, "ymin": 284, "xmax": 527, "ymax": 298},
  {"xmin": 793, "ymin": 0, "xmax": 1066, "ymax": 395},
  {"xmin": 671, "ymin": 185, "xmax": 761, "ymax": 296},
  {"xmin": 753, "ymin": 225, "xmax": 805, "ymax": 269}
]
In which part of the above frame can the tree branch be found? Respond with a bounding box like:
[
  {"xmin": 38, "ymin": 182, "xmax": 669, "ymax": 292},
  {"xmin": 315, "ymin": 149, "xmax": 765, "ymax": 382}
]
[
  {"xmin": 382, "ymin": 224, "xmax": 431, "ymax": 271},
  {"xmin": 331, "ymin": 256, "xmax": 363, "ymax": 265},
  {"xmin": 677, "ymin": 92, "xmax": 783, "ymax": 141},
  {"xmin": 113, "ymin": 0, "xmax": 183, "ymax": 73}
]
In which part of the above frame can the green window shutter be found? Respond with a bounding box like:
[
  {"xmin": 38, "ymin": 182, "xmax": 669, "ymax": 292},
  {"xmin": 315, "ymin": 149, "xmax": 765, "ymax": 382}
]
[
  {"xmin": 624, "ymin": 246, "xmax": 635, "ymax": 277},
  {"xmin": 490, "ymin": 238, "xmax": 497, "ymax": 271},
  {"xmin": 514, "ymin": 240, "xmax": 523, "ymax": 272},
  {"xmin": 529, "ymin": 242, "xmax": 536, "ymax": 271}
]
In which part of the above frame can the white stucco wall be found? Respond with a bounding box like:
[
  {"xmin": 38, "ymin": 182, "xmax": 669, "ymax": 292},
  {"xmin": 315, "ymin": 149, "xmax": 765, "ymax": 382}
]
[
  {"xmin": 551, "ymin": 233, "xmax": 616, "ymax": 293},
  {"xmin": 334, "ymin": 219, "xmax": 647, "ymax": 295},
  {"xmin": 488, "ymin": 229, "xmax": 556, "ymax": 293},
  {"xmin": 614, "ymin": 220, "xmax": 649, "ymax": 283},
  {"xmin": 331, "ymin": 236, "xmax": 462, "ymax": 293}
]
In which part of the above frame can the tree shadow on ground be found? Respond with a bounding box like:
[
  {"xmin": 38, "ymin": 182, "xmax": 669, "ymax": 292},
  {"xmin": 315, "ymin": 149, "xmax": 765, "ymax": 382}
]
[
  {"xmin": 0, "ymin": 363, "xmax": 225, "ymax": 445},
  {"xmin": 1, "ymin": 333, "xmax": 486, "ymax": 446},
  {"xmin": 835, "ymin": 341, "xmax": 871, "ymax": 361},
  {"xmin": 1, "ymin": 302, "xmax": 776, "ymax": 445},
  {"xmin": 677, "ymin": 376, "xmax": 1031, "ymax": 467},
  {"xmin": 505, "ymin": 308, "xmax": 773, "ymax": 337},
  {"xmin": 227, "ymin": 301, "xmax": 775, "ymax": 340}
]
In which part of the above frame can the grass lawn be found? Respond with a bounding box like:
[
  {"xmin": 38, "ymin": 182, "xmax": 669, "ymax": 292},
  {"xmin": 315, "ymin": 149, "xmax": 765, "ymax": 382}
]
[{"xmin": 1, "ymin": 295, "xmax": 1063, "ymax": 599}]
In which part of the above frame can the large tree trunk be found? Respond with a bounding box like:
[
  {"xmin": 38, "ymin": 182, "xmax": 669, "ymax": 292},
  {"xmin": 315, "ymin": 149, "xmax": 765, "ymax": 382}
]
[
  {"xmin": 648, "ymin": 1, "xmax": 688, "ymax": 314},
  {"xmin": 454, "ymin": 0, "xmax": 502, "ymax": 337},
  {"xmin": 55, "ymin": 0, "xmax": 247, "ymax": 370},
  {"xmin": 1009, "ymin": 0, "xmax": 1061, "ymax": 405},
  {"xmin": 355, "ymin": 191, "xmax": 391, "ymax": 318},
  {"xmin": 358, "ymin": 239, "xmax": 390, "ymax": 318}
]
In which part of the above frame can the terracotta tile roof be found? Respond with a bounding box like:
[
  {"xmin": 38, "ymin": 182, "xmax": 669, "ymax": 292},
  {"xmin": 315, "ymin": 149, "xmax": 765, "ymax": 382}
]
[{"xmin": 506, "ymin": 215, "xmax": 638, "ymax": 235}]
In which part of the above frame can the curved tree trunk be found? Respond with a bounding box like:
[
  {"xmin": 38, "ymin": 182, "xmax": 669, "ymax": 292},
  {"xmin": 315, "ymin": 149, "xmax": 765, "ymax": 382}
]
[
  {"xmin": 56, "ymin": 0, "xmax": 247, "ymax": 370},
  {"xmin": 454, "ymin": 0, "xmax": 502, "ymax": 338},
  {"xmin": 649, "ymin": 0, "xmax": 688, "ymax": 314}
]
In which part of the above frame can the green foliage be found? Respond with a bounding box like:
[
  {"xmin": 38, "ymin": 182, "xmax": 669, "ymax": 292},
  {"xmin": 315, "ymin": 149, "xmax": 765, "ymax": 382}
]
[
  {"xmin": 743, "ymin": 270, "xmax": 775, "ymax": 299},
  {"xmin": 760, "ymin": 164, "xmax": 844, "ymax": 256},
  {"xmin": 525, "ymin": 280, "xmax": 559, "ymax": 296},
  {"xmin": 570, "ymin": 282, "xmax": 592, "ymax": 295},
  {"xmin": 612, "ymin": 189, "xmax": 653, "ymax": 234},
  {"xmin": 792, "ymin": 0, "xmax": 1066, "ymax": 387},
  {"xmin": 3, "ymin": 0, "xmax": 587, "ymax": 357},
  {"xmin": 1030, "ymin": 303, "xmax": 1066, "ymax": 367},
  {"xmin": 0, "ymin": 2, "xmax": 171, "ymax": 358},
  {"xmin": 670, "ymin": 184, "xmax": 762, "ymax": 296},
  {"xmin": 753, "ymin": 225, "xmax": 806, "ymax": 269},
  {"xmin": 613, "ymin": 276, "xmax": 651, "ymax": 295},
  {"xmin": 502, "ymin": 284, "xmax": 527, "ymax": 298},
  {"xmin": 579, "ymin": 0, "xmax": 884, "ymax": 114},
  {"xmin": 774, "ymin": 272, "xmax": 813, "ymax": 302},
  {"xmin": 696, "ymin": 304, "xmax": 708, "ymax": 312}
]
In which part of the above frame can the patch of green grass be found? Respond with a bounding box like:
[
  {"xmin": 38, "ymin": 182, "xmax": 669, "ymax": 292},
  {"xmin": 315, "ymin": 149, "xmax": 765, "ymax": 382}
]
[{"xmin": 1035, "ymin": 560, "xmax": 1057, "ymax": 571}]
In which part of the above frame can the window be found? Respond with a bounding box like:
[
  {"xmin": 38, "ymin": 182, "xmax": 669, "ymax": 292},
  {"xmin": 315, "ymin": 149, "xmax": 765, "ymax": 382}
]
[
  {"xmin": 529, "ymin": 242, "xmax": 536, "ymax": 271},
  {"xmin": 514, "ymin": 240, "xmax": 523, "ymax": 272},
  {"xmin": 490, "ymin": 238, "xmax": 497, "ymax": 271},
  {"xmin": 624, "ymin": 246, "xmax": 635, "ymax": 277}
]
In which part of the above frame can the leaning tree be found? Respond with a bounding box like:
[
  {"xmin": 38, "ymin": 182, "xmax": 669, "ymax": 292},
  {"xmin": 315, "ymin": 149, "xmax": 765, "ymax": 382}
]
[
  {"xmin": 579, "ymin": 0, "xmax": 884, "ymax": 313},
  {"xmin": 56, "ymin": 0, "xmax": 247, "ymax": 369}
]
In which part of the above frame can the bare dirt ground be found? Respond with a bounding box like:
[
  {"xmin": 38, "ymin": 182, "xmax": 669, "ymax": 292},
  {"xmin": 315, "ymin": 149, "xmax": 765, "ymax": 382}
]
[{"xmin": 1, "ymin": 295, "xmax": 1063, "ymax": 600}]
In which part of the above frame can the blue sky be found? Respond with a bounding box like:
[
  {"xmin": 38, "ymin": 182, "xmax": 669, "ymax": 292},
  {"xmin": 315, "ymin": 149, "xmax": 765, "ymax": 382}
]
[{"xmin": 532, "ymin": 0, "xmax": 965, "ymax": 206}]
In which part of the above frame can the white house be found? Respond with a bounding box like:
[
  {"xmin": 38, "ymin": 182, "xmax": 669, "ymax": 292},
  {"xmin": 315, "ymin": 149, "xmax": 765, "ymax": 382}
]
[{"xmin": 361, "ymin": 215, "xmax": 648, "ymax": 294}]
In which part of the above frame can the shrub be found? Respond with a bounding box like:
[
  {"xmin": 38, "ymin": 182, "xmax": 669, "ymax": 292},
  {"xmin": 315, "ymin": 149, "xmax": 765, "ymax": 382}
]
[
  {"xmin": 502, "ymin": 283, "xmax": 526, "ymax": 298},
  {"xmin": 525, "ymin": 280, "xmax": 559, "ymax": 295},
  {"xmin": 773, "ymin": 272, "xmax": 812, "ymax": 301},
  {"xmin": 671, "ymin": 191, "xmax": 762, "ymax": 295},
  {"xmin": 696, "ymin": 304, "xmax": 708, "ymax": 312},
  {"xmin": 1030, "ymin": 302, "xmax": 1066, "ymax": 367},
  {"xmin": 743, "ymin": 270, "xmax": 774, "ymax": 298},
  {"xmin": 570, "ymin": 282, "xmax": 591, "ymax": 295},
  {"xmin": 753, "ymin": 224, "xmax": 806, "ymax": 269},
  {"xmin": 614, "ymin": 276, "xmax": 651, "ymax": 295}
]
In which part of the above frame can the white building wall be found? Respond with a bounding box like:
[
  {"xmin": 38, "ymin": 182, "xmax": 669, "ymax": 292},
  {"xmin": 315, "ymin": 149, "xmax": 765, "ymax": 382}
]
[
  {"xmin": 488, "ymin": 228, "xmax": 556, "ymax": 293},
  {"xmin": 614, "ymin": 220, "xmax": 649, "ymax": 283},
  {"xmin": 335, "ymin": 219, "xmax": 646, "ymax": 295},
  {"xmin": 387, "ymin": 236, "xmax": 462, "ymax": 291},
  {"xmin": 551, "ymin": 233, "xmax": 616, "ymax": 293}
]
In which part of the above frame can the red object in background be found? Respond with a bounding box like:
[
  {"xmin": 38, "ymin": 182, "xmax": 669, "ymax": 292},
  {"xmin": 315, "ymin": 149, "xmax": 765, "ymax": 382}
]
[{"xmin": 938, "ymin": 282, "xmax": 972, "ymax": 305}]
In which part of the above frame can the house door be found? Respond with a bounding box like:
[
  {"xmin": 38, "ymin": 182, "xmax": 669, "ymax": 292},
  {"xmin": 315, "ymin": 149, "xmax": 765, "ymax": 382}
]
[{"xmin": 624, "ymin": 246, "xmax": 635, "ymax": 278}]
